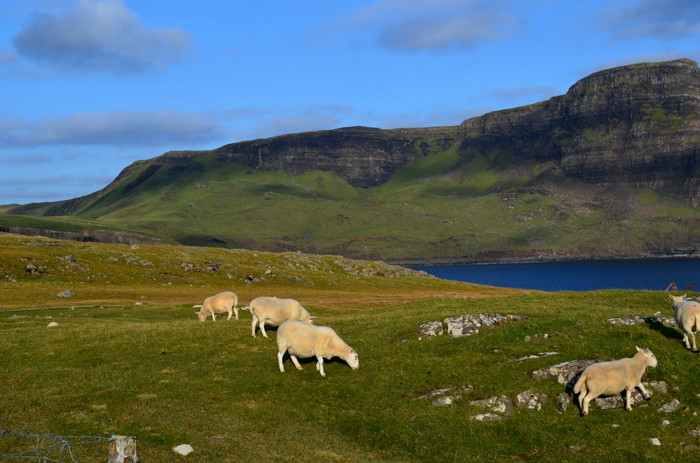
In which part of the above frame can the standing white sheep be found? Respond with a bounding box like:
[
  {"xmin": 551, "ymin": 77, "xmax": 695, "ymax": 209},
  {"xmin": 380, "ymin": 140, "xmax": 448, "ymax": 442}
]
[
  {"xmin": 573, "ymin": 346, "xmax": 658, "ymax": 416},
  {"xmin": 249, "ymin": 296, "xmax": 313, "ymax": 338},
  {"xmin": 669, "ymin": 294, "xmax": 700, "ymax": 351},
  {"xmin": 196, "ymin": 291, "xmax": 239, "ymax": 322},
  {"xmin": 276, "ymin": 320, "xmax": 359, "ymax": 377}
]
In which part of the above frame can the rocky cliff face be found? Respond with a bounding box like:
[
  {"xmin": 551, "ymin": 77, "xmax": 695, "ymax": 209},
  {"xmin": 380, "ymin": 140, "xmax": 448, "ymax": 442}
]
[
  {"xmin": 108, "ymin": 59, "xmax": 699, "ymax": 205},
  {"xmin": 190, "ymin": 126, "xmax": 455, "ymax": 188},
  {"xmin": 458, "ymin": 58, "xmax": 700, "ymax": 205}
]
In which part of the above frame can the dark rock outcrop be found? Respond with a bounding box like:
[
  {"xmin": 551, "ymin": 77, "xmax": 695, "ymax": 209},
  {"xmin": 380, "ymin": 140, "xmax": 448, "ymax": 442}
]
[
  {"xmin": 458, "ymin": 59, "xmax": 700, "ymax": 205},
  {"xmin": 210, "ymin": 126, "xmax": 456, "ymax": 188}
]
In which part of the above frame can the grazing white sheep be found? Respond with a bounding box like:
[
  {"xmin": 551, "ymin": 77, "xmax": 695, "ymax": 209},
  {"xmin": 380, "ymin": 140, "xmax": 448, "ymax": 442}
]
[
  {"xmin": 573, "ymin": 346, "xmax": 658, "ymax": 416},
  {"xmin": 249, "ymin": 296, "xmax": 313, "ymax": 338},
  {"xmin": 196, "ymin": 291, "xmax": 239, "ymax": 322},
  {"xmin": 276, "ymin": 320, "xmax": 359, "ymax": 377},
  {"xmin": 669, "ymin": 294, "xmax": 700, "ymax": 351}
]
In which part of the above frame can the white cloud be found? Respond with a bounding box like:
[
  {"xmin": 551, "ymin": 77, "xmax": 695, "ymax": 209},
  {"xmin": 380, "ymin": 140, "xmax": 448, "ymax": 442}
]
[
  {"xmin": 13, "ymin": 0, "xmax": 189, "ymax": 73},
  {"xmin": 340, "ymin": 0, "xmax": 520, "ymax": 51},
  {"xmin": 0, "ymin": 110, "xmax": 222, "ymax": 148},
  {"xmin": 599, "ymin": 0, "xmax": 700, "ymax": 39}
]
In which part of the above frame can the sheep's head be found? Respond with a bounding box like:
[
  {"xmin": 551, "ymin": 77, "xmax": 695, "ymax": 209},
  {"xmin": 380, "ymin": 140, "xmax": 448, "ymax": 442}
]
[
  {"xmin": 347, "ymin": 349, "xmax": 359, "ymax": 370},
  {"xmin": 197, "ymin": 311, "xmax": 206, "ymax": 322},
  {"xmin": 636, "ymin": 346, "xmax": 658, "ymax": 368},
  {"xmin": 669, "ymin": 294, "xmax": 687, "ymax": 308}
]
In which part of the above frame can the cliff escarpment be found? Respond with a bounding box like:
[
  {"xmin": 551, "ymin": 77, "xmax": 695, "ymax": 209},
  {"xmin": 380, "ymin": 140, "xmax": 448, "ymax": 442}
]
[
  {"xmin": 208, "ymin": 126, "xmax": 457, "ymax": 188},
  {"xmin": 458, "ymin": 58, "xmax": 700, "ymax": 205},
  {"xmin": 94, "ymin": 58, "xmax": 700, "ymax": 205}
]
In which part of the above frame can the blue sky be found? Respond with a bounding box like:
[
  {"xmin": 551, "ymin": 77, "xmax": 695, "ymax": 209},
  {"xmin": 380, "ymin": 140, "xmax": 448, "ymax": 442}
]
[{"xmin": 1, "ymin": 0, "xmax": 699, "ymax": 205}]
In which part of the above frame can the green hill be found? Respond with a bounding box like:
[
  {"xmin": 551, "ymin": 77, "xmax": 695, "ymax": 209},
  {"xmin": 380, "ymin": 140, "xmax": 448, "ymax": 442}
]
[{"xmin": 2, "ymin": 59, "xmax": 699, "ymax": 263}]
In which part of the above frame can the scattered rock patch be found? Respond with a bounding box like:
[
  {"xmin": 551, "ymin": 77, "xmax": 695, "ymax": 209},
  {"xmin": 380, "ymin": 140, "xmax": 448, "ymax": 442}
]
[
  {"xmin": 470, "ymin": 395, "xmax": 514, "ymax": 415},
  {"xmin": 515, "ymin": 390, "xmax": 548, "ymax": 411},
  {"xmin": 419, "ymin": 313, "xmax": 527, "ymax": 339},
  {"xmin": 608, "ymin": 312, "xmax": 674, "ymax": 326},
  {"xmin": 532, "ymin": 359, "xmax": 599, "ymax": 391}
]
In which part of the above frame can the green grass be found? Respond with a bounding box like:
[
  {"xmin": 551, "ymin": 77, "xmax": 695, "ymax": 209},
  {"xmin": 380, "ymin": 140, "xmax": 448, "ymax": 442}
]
[{"xmin": 1, "ymin": 234, "xmax": 699, "ymax": 461}]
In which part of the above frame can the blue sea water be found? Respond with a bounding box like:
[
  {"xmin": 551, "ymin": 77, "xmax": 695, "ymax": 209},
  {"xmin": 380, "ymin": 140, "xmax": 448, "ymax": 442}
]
[{"xmin": 412, "ymin": 258, "xmax": 699, "ymax": 292}]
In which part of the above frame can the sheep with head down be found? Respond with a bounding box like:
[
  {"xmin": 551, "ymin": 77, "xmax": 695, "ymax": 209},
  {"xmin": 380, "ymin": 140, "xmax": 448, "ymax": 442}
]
[
  {"xmin": 249, "ymin": 296, "xmax": 313, "ymax": 338},
  {"xmin": 196, "ymin": 291, "xmax": 239, "ymax": 322},
  {"xmin": 573, "ymin": 346, "xmax": 657, "ymax": 416},
  {"xmin": 669, "ymin": 294, "xmax": 700, "ymax": 351},
  {"xmin": 276, "ymin": 320, "xmax": 359, "ymax": 377}
]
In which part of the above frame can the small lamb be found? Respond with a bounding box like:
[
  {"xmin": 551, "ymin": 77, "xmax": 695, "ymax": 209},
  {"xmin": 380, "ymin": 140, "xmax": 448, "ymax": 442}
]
[
  {"xmin": 196, "ymin": 291, "xmax": 239, "ymax": 322},
  {"xmin": 573, "ymin": 346, "xmax": 658, "ymax": 416},
  {"xmin": 669, "ymin": 294, "xmax": 700, "ymax": 351},
  {"xmin": 276, "ymin": 320, "xmax": 359, "ymax": 377}
]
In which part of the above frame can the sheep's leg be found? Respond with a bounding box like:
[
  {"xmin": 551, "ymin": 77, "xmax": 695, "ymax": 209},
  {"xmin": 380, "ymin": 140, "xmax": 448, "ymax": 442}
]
[
  {"xmin": 580, "ymin": 393, "xmax": 591, "ymax": 416},
  {"xmin": 233, "ymin": 307, "xmax": 239, "ymax": 320},
  {"xmin": 690, "ymin": 330, "xmax": 698, "ymax": 351},
  {"xmin": 226, "ymin": 309, "xmax": 232, "ymax": 320},
  {"xmin": 682, "ymin": 332, "xmax": 691, "ymax": 349},
  {"xmin": 290, "ymin": 355, "xmax": 303, "ymax": 371},
  {"xmin": 251, "ymin": 314, "xmax": 259, "ymax": 337},
  {"xmin": 277, "ymin": 352, "xmax": 286, "ymax": 372},
  {"xmin": 637, "ymin": 382, "xmax": 652, "ymax": 400},
  {"xmin": 624, "ymin": 389, "xmax": 633, "ymax": 410},
  {"xmin": 260, "ymin": 322, "xmax": 269, "ymax": 338},
  {"xmin": 316, "ymin": 356, "xmax": 326, "ymax": 377},
  {"xmin": 212, "ymin": 313, "xmax": 216, "ymax": 322},
  {"xmin": 575, "ymin": 381, "xmax": 587, "ymax": 414}
]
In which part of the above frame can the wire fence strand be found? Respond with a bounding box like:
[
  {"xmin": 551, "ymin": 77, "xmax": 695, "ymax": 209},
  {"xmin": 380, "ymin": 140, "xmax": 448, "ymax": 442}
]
[{"xmin": 0, "ymin": 430, "xmax": 111, "ymax": 462}]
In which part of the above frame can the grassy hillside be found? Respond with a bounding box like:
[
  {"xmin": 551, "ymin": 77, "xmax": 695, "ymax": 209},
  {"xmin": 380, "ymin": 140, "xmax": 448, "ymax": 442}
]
[
  {"xmin": 1, "ymin": 233, "xmax": 699, "ymax": 461},
  {"xmin": 2, "ymin": 146, "xmax": 697, "ymax": 263}
]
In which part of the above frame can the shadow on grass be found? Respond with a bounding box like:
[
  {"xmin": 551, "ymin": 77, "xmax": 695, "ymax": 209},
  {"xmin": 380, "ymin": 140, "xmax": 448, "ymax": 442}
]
[{"xmin": 646, "ymin": 320, "xmax": 683, "ymax": 342}]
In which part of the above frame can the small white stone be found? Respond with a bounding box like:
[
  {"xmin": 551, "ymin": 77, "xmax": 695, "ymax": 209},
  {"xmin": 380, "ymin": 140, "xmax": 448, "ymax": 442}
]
[
  {"xmin": 173, "ymin": 444, "xmax": 194, "ymax": 456},
  {"xmin": 47, "ymin": 322, "xmax": 59, "ymax": 328},
  {"xmin": 432, "ymin": 396, "xmax": 454, "ymax": 407},
  {"xmin": 662, "ymin": 420, "xmax": 670, "ymax": 426},
  {"xmin": 650, "ymin": 438, "xmax": 661, "ymax": 446}
]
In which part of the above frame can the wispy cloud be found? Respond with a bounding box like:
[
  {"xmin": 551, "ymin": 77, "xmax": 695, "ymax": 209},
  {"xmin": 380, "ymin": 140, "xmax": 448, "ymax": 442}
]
[
  {"xmin": 247, "ymin": 105, "xmax": 355, "ymax": 139},
  {"xmin": 7, "ymin": 152, "xmax": 52, "ymax": 164},
  {"xmin": 490, "ymin": 86, "xmax": 559, "ymax": 103},
  {"xmin": 341, "ymin": 0, "xmax": 521, "ymax": 51},
  {"xmin": 598, "ymin": 0, "xmax": 700, "ymax": 39},
  {"xmin": 0, "ymin": 173, "xmax": 114, "ymax": 204},
  {"xmin": 13, "ymin": 0, "xmax": 189, "ymax": 73},
  {"xmin": 0, "ymin": 110, "xmax": 222, "ymax": 148}
]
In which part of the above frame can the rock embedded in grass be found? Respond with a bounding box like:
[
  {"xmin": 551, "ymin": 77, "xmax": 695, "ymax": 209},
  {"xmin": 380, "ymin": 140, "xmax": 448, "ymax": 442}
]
[{"xmin": 418, "ymin": 313, "xmax": 528, "ymax": 338}]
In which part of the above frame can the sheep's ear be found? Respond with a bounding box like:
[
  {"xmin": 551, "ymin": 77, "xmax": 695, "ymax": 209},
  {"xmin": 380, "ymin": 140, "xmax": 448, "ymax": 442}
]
[{"xmin": 636, "ymin": 346, "xmax": 641, "ymax": 352}]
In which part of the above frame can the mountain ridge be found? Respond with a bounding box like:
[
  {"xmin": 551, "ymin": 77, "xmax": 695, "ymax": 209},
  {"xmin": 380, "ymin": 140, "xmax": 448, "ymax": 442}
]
[{"xmin": 3, "ymin": 58, "xmax": 699, "ymax": 263}]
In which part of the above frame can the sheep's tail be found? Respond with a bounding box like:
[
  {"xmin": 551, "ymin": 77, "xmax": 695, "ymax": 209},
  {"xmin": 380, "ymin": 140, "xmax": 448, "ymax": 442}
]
[{"xmin": 573, "ymin": 373, "xmax": 587, "ymax": 396}]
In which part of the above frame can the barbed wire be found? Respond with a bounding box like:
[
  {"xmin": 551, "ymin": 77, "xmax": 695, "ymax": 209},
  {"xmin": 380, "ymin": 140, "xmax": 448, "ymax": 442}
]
[{"xmin": 0, "ymin": 430, "xmax": 110, "ymax": 462}]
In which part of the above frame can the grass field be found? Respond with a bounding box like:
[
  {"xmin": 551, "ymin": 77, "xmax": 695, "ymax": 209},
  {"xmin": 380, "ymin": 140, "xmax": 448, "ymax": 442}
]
[{"xmin": 1, "ymin": 233, "xmax": 699, "ymax": 462}]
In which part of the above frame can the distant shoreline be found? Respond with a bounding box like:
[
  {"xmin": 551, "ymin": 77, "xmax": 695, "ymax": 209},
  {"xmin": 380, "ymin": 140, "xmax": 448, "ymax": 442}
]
[{"xmin": 391, "ymin": 252, "xmax": 699, "ymax": 267}]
